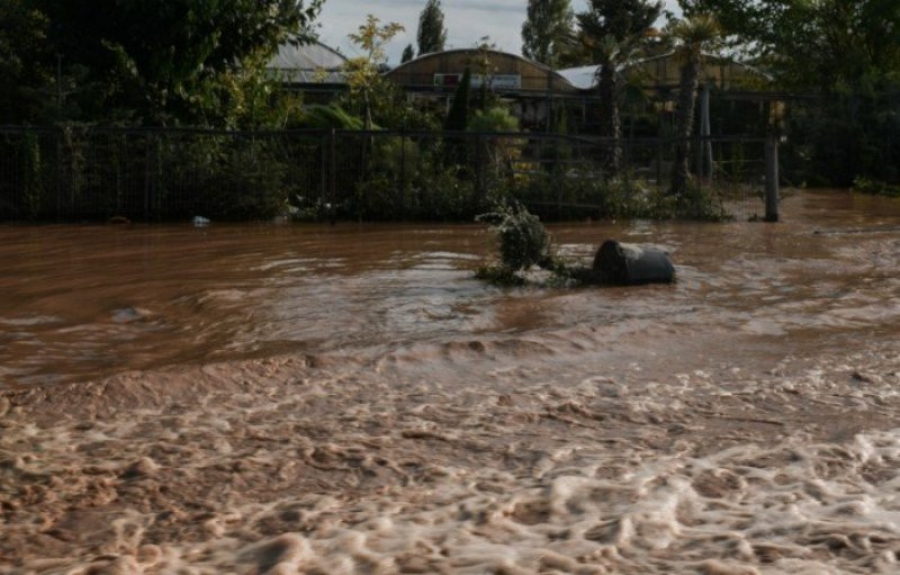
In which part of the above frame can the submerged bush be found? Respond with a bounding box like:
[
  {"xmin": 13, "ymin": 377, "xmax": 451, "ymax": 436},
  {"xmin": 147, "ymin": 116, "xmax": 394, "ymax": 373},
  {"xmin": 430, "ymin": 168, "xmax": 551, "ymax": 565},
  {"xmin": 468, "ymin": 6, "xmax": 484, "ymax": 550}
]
[
  {"xmin": 476, "ymin": 200, "xmax": 553, "ymax": 272},
  {"xmin": 475, "ymin": 200, "xmax": 597, "ymax": 287},
  {"xmin": 475, "ymin": 201, "xmax": 681, "ymax": 288},
  {"xmin": 853, "ymin": 177, "xmax": 900, "ymax": 198}
]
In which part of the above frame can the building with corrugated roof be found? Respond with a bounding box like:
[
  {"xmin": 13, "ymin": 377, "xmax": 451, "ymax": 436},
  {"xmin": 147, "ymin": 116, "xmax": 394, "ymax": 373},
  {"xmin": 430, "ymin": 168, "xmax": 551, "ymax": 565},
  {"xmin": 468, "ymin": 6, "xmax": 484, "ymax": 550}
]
[
  {"xmin": 559, "ymin": 51, "xmax": 771, "ymax": 93},
  {"xmin": 383, "ymin": 48, "xmax": 579, "ymax": 130},
  {"xmin": 266, "ymin": 40, "xmax": 348, "ymax": 88}
]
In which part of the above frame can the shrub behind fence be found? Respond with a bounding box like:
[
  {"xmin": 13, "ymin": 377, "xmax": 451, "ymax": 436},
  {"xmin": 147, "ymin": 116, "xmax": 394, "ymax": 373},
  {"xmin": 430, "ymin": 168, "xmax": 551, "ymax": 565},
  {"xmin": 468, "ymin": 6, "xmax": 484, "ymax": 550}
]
[{"xmin": 0, "ymin": 126, "xmax": 773, "ymax": 222}]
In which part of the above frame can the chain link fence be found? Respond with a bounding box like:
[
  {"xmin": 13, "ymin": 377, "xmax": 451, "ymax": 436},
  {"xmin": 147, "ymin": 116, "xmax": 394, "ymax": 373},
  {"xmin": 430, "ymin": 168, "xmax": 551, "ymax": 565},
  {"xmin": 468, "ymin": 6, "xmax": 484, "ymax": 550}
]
[{"xmin": 0, "ymin": 126, "xmax": 776, "ymax": 222}]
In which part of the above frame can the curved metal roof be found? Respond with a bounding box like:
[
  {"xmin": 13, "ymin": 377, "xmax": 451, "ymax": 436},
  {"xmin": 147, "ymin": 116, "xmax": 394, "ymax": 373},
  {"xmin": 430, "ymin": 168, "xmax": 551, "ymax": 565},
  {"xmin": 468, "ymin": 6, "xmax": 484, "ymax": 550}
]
[
  {"xmin": 266, "ymin": 40, "xmax": 348, "ymax": 84},
  {"xmin": 559, "ymin": 52, "xmax": 772, "ymax": 91},
  {"xmin": 385, "ymin": 48, "xmax": 577, "ymax": 94}
]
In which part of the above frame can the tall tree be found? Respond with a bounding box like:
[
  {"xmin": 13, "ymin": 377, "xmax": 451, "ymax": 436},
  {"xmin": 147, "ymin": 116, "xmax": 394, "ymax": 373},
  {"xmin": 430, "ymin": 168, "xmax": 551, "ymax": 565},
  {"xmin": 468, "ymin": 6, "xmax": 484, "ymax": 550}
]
[
  {"xmin": 443, "ymin": 67, "xmax": 471, "ymax": 167},
  {"xmin": 401, "ymin": 43, "xmax": 415, "ymax": 64},
  {"xmin": 676, "ymin": 0, "xmax": 900, "ymax": 89},
  {"xmin": 678, "ymin": 0, "xmax": 900, "ymax": 185},
  {"xmin": 0, "ymin": 1, "xmax": 53, "ymax": 122},
  {"xmin": 344, "ymin": 14, "xmax": 405, "ymax": 129},
  {"xmin": 5, "ymin": 0, "xmax": 324, "ymax": 126},
  {"xmin": 417, "ymin": 0, "xmax": 447, "ymax": 55},
  {"xmin": 577, "ymin": 0, "xmax": 662, "ymax": 174},
  {"xmin": 666, "ymin": 14, "xmax": 721, "ymax": 200},
  {"xmin": 521, "ymin": 0, "xmax": 575, "ymax": 67}
]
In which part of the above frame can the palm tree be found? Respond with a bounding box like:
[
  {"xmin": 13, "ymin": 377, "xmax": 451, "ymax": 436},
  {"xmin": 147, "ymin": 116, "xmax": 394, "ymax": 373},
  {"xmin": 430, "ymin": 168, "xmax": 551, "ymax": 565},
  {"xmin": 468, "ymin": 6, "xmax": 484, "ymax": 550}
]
[
  {"xmin": 668, "ymin": 14, "xmax": 721, "ymax": 199},
  {"xmin": 576, "ymin": 0, "xmax": 661, "ymax": 177}
]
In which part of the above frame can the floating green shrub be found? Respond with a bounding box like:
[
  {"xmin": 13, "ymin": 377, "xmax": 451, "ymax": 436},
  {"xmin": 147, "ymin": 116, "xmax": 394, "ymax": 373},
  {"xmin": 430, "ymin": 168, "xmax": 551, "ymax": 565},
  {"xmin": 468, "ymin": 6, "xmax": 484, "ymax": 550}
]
[
  {"xmin": 853, "ymin": 177, "xmax": 900, "ymax": 197},
  {"xmin": 476, "ymin": 200, "xmax": 553, "ymax": 272}
]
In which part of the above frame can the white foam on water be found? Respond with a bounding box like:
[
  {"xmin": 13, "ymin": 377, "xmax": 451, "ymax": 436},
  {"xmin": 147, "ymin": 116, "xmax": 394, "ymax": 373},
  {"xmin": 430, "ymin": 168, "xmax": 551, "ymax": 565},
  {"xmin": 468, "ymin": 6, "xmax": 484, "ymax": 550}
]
[{"xmin": 1, "ymin": 343, "xmax": 899, "ymax": 575}]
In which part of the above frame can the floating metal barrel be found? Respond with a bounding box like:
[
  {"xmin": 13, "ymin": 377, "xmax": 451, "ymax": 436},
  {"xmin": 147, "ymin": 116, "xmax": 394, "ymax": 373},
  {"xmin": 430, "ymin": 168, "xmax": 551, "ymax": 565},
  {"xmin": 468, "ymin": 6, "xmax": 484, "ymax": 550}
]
[{"xmin": 592, "ymin": 240, "xmax": 675, "ymax": 285}]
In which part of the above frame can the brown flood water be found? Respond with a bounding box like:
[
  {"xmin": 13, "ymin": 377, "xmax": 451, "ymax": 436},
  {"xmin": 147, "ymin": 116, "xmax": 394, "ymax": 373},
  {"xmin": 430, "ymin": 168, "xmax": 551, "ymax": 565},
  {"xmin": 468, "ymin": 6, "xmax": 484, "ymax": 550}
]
[
  {"xmin": 1, "ymin": 189, "xmax": 899, "ymax": 574},
  {"xmin": 2, "ymin": 190, "xmax": 897, "ymax": 389}
]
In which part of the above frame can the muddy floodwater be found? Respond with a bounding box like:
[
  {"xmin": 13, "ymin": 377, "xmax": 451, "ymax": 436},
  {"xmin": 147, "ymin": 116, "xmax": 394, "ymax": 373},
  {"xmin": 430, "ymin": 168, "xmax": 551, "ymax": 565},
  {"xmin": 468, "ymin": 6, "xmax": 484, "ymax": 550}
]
[{"xmin": 1, "ymin": 190, "xmax": 898, "ymax": 574}]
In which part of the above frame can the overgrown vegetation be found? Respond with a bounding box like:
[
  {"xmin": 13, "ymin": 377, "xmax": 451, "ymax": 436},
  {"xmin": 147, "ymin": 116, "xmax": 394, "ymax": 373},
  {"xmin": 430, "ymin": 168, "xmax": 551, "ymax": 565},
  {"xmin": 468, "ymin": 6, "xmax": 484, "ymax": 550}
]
[
  {"xmin": 475, "ymin": 200, "xmax": 598, "ymax": 287},
  {"xmin": 853, "ymin": 177, "xmax": 900, "ymax": 198},
  {"xmin": 0, "ymin": 0, "xmax": 776, "ymax": 220},
  {"xmin": 0, "ymin": 0, "xmax": 323, "ymax": 127},
  {"xmin": 678, "ymin": 0, "xmax": 900, "ymax": 189},
  {"xmin": 476, "ymin": 201, "xmax": 553, "ymax": 271}
]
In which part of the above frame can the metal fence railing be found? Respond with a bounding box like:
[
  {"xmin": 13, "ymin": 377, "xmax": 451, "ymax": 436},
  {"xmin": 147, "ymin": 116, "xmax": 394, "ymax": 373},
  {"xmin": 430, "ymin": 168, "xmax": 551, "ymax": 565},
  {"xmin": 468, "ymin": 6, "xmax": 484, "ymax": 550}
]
[{"xmin": 0, "ymin": 126, "xmax": 777, "ymax": 222}]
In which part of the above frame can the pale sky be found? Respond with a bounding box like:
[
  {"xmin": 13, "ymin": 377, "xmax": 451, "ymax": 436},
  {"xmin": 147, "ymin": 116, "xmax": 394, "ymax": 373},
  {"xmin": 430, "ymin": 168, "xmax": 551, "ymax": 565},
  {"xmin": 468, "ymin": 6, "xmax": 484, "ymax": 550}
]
[{"xmin": 317, "ymin": 0, "xmax": 681, "ymax": 66}]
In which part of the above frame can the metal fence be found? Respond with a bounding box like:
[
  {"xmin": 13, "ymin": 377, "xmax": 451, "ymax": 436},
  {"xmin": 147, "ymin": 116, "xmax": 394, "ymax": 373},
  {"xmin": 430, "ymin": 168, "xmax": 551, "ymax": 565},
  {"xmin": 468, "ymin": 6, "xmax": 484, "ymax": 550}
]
[{"xmin": 0, "ymin": 126, "xmax": 777, "ymax": 222}]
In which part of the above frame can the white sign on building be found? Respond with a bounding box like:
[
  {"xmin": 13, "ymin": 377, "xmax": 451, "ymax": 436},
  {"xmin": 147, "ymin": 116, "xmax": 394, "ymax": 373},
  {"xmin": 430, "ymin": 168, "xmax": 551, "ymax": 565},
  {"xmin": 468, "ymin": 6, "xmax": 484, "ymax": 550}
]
[{"xmin": 434, "ymin": 74, "xmax": 522, "ymax": 90}]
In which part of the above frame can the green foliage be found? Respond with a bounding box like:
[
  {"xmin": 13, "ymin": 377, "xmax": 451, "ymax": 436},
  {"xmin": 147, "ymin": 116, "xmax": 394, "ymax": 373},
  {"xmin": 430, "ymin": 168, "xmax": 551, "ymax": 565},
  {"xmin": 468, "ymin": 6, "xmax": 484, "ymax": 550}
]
[
  {"xmin": 475, "ymin": 200, "xmax": 603, "ymax": 287},
  {"xmin": 417, "ymin": 0, "xmax": 447, "ymax": 55},
  {"xmin": 469, "ymin": 107, "xmax": 523, "ymax": 183},
  {"xmin": 578, "ymin": 0, "xmax": 662, "ymax": 42},
  {"xmin": 416, "ymin": 167, "xmax": 481, "ymax": 219},
  {"xmin": 2, "ymin": 0, "xmax": 323, "ymax": 126},
  {"xmin": 476, "ymin": 201, "xmax": 553, "ymax": 272},
  {"xmin": 521, "ymin": 0, "xmax": 576, "ymax": 67},
  {"xmin": 666, "ymin": 14, "xmax": 722, "ymax": 199},
  {"xmin": 678, "ymin": 0, "xmax": 900, "ymax": 90},
  {"xmin": 401, "ymin": 44, "xmax": 415, "ymax": 64},
  {"xmin": 297, "ymin": 105, "xmax": 366, "ymax": 130},
  {"xmin": 372, "ymin": 137, "xmax": 421, "ymax": 176},
  {"xmin": 469, "ymin": 107, "xmax": 519, "ymax": 133},
  {"xmin": 444, "ymin": 68, "xmax": 472, "ymax": 132},
  {"xmin": 342, "ymin": 15, "xmax": 405, "ymax": 130},
  {"xmin": 376, "ymin": 97, "xmax": 443, "ymax": 132},
  {"xmin": 508, "ymin": 164, "xmax": 732, "ymax": 222},
  {"xmin": 785, "ymin": 86, "xmax": 900, "ymax": 187},
  {"xmin": 443, "ymin": 68, "xmax": 472, "ymax": 169},
  {"xmin": 677, "ymin": 0, "xmax": 900, "ymax": 187},
  {"xmin": 540, "ymin": 108, "xmax": 572, "ymax": 175},
  {"xmin": 576, "ymin": 0, "xmax": 663, "ymax": 62},
  {"xmin": 853, "ymin": 177, "xmax": 900, "ymax": 198},
  {"xmin": 575, "ymin": 0, "xmax": 662, "ymax": 174},
  {"xmin": 353, "ymin": 160, "xmax": 482, "ymax": 222},
  {"xmin": 0, "ymin": 2, "xmax": 53, "ymax": 123},
  {"xmin": 161, "ymin": 136, "xmax": 293, "ymax": 220},
  {"xmin": 670, "ymin": 180, "xmax": 731, "ymax": 221}
]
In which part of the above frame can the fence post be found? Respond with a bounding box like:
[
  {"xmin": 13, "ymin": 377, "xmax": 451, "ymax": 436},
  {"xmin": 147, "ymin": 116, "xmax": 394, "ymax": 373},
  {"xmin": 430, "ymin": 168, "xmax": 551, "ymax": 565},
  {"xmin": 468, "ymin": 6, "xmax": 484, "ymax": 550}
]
[
  {"xmin": 143, "ymin": 133, "xmax": 151, "ymax": 221},
  {"xmin": 656, "ymin": 138, "xmax": 662, "ymax": 193},
  {"xmin": 55, "ymin": 129, "xmax": 63, "ymax": 220},
  {"xmin": 400, "ymin": 131, "xmax": 407, "ymax": 212},
  {"xmin": 476, "ymin": 133, "xmax": 485, "ymax": 208},
  {"xmin": 765, "ymin": 137, "xmax": 779, "ymax": 222},
  {"xmin": 329, "ymin": 128, "xmax": 337, "ymax": 214}
]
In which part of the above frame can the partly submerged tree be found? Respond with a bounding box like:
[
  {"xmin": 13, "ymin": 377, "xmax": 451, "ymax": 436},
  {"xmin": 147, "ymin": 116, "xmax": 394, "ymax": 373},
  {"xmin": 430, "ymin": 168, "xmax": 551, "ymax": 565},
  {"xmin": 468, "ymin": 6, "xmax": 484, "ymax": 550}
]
[
  {"xmin": 576, "ymin": 0, "xmax": 662, "ymax": 175},
  {"xmin": 475, "ymin": 201, "xmax": 554, "ymax": 280},
  {"xmin": 417, "ymin": 0, "xmax": 447, "ymax": 56},
  {"xmin": 667, "ymin": 13, "xmax": 722, "ymax": 200},
  {"xmin": 521, "ymin": 0, "xmax": 575, "ymax": 68}
]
